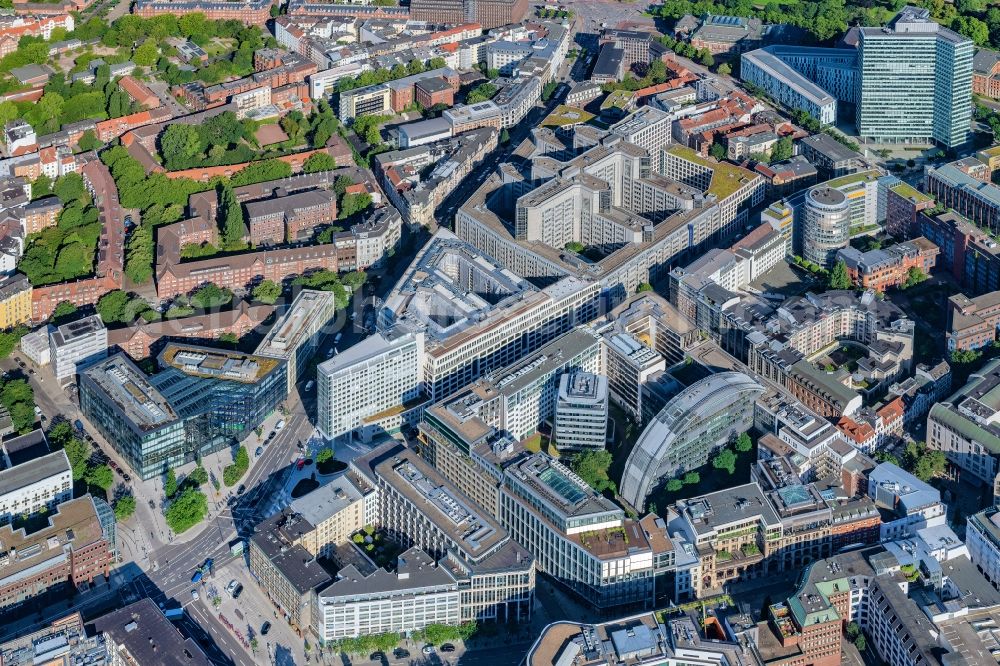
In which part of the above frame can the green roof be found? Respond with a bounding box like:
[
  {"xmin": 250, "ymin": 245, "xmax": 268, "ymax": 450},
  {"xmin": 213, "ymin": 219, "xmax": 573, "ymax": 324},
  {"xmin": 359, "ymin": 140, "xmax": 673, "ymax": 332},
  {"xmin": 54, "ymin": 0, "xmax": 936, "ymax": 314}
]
[
  {"xmin": 929, "ymin": 402, "xmax": 1000, "ymax": 454},
  {"xmin": 825, "ymin": 169, "xmax": 880, "ymax": 190},
  {"xmin": 979, "ymin": 145, "xmax": 1000, "ymax": 158},
  {"xmin": 601, "ymin": 90, "xmax": 635, "ymax": 110},
  {"xmin": 665, "ymin": 145, "xmax": 757, "ymax": 200},
  {"xmin": 890, "ymin": 182, "xmax": 932, "ymax": 203},
  {"xmin": 542, "ymin": 104, "xmax": 596, "ymax": 127}
]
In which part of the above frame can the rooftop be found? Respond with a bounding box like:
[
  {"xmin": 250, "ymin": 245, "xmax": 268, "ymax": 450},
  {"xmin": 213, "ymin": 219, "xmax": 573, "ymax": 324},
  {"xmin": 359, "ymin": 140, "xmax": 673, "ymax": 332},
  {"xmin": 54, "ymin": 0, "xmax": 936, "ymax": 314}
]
[
  {"xmin": 254, "ymin": 289, "xmax": 336, "ymax": 359},
  {"xmin": 159, "ymin": 343, "xmax": 282, "ymax": 384},
  {"xmin": 92, "ymin": 599, "xmax": 211, "ymax": 666},
  {"xmin": 664, "ymin": 145, "xmax": 758, "ymax": 199},
  {"xmin": 81, "ymin": 355, "xmax": 179, "ymax": 432}
]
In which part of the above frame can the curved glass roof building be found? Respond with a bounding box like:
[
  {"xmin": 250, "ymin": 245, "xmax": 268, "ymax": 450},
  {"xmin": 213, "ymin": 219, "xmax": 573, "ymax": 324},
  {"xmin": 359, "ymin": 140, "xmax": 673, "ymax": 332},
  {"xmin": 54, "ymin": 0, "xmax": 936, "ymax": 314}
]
[{"xmin": 620, "ymin": 371, "xmax": 764, "ymax": 510}]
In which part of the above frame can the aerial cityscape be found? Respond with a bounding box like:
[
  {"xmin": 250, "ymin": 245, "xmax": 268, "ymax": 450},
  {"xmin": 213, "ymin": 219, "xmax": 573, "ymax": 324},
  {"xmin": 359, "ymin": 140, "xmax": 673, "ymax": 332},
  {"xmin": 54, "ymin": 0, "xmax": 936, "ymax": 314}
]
[{"xmin": 1, "ymin": 0, "xmax": 1000, "ymax": 664}]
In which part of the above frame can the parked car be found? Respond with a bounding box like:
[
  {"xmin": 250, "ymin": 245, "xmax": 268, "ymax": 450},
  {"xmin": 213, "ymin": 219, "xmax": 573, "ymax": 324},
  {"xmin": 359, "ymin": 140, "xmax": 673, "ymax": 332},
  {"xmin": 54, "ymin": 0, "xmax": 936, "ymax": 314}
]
[
  {"xmin": 237, "ymin": 484, "xmax": 246, "ymax": 495},
  {"xmin": 190, "ymin": 589, "xmax": 199, "ymax": 601},
  {"xmin": 422, "ymin": 645, "xmax": 435, "ymax": 655},
  {"xmin": 441, "ymin": 644, "xmax": 456, "ymax": 653},
  {"xmin": 275, "ymin": 420, "xmax": 285, "ymax": 431},
  {"xmin": 225, "ymin": 580, "xmax": 238, "ymax": 596},
  {"xmin": 304, "ymin": 380, "xmax": 314, "ymax": 392},
  {"xmin": 255, "ymin": 447, "xmax": 263, "ymax": 456},
  {"xmin": 260, "ymin": 621, "xmax": 271, "ymax": 636},
  {"xmin": 393, "ymin": 649, "xmax": 410, "ymax": 659}
]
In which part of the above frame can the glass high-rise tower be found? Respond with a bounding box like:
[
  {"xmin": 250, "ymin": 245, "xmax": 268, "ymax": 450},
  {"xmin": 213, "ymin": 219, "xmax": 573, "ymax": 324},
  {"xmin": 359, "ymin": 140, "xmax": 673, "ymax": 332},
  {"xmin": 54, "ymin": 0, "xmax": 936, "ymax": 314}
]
[{"xmin": 857, "ymin": 6, "xmax": 972, "ymax": 148}]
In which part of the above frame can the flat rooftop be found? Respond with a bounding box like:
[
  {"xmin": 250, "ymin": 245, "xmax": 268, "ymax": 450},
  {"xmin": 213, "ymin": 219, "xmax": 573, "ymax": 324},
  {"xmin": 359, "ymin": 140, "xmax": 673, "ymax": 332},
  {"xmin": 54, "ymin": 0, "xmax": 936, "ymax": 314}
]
[
  {"xmin": 159, "ymin": 343, "xmax": 282, "ymax": 384},
  {"xmin": 255, "ymin": 289, "xmax": 335, "ymax": 358},
  {"xmin": 81, "ymin": 355, "xmax": 179, "ymax": 432}
]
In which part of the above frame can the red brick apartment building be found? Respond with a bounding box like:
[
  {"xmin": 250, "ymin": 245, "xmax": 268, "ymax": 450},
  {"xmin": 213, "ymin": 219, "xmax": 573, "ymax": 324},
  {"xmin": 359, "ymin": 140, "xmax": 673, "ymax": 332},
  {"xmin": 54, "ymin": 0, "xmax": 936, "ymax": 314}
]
[
  {"xmin": 116, "ymin": 76, "xmax": 161, "ymax": 109},
  {"xmin": 245, "ymin": 189, "xmax": 337, "ymax": 245},
  {"xmin": 947, "ymin": 290, "xmax": 1000, "ymax": 351},
  {"xmin": 19, "ymin": 196, "xmax": 60, "ymax": 234},
  {"xmin": 837, "ymin": 237, "xmax": 939, "ymax": 292},
  {"xmin": 0, "ymin": 496, "xmax": 112, "ymax": 611},
  {"xmin": 133, "ymin": 0, "xmax": 272, "ymax": 24}
]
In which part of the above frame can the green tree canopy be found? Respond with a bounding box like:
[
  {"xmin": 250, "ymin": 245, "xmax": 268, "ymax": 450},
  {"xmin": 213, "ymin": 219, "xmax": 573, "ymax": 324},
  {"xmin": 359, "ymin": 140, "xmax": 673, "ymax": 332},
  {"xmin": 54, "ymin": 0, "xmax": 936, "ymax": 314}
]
[
  {"xmin": 252, "ymin": 279, "xmax": 282, "ymax": 304},
  {"xmin": 303, "ymin": 152, "xmax": 335, "ymax": 173},
  {"xmin": 165, "ymin": 487, "xmax": 208, "ymax": 533},
  {"xmin": 114, "ymin": 494, "xmax": 136, "ymax": 521},
  {"xmin": 712, "ymin": 449, "xmax": 737, "ymax": 475},
  {"xmin": 829, "ymin": 259, "xmax": 853, "ymax": 289}
]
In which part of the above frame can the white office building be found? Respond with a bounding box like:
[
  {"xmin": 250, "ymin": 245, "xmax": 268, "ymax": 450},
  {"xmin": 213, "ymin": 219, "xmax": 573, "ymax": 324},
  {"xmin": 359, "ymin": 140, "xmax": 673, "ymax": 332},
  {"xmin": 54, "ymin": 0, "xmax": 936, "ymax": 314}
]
[
  {"xmin": 0, "ymin": 430, "xmax": 71, "ymax": 526},
  {"xmin": 49, "ymin": 315, "xmax": 107, "ymax": 384},
  {"xmin": 256, "ymin": 289, "xmax": 337, "ymax": 393},
  {"xmin": 317, "ymin": 328, "xmax": 425, "ymax": 444},
  {"xmin": 553, "ymin": 371, "xmax": 609, "ymax": 451},
  {"xmin": 316, "ymin": 548, "xmax": 461, "ymax": 640}
]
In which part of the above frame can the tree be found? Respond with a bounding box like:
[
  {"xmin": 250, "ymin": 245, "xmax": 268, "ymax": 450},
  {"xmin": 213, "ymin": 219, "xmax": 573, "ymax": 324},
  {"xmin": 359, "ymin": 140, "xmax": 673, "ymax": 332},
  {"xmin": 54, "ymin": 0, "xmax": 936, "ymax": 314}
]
[
  {"xmin": 466, "ymin": 83, "xmax": 498, "ymax": 104},
  {"xmin": 164, "ymin": 468, "xmax": 178, "ymax": 499},
  {"xmin": 133, "ymin": 40, "xmax": 159, "ymax": 67},
  {"xmin": 571, "ymin": 449, "xmax": 616, "ymax": 493},
  {"xmin": 303, "ymin": 152, "xmax": 335, "ymax": 173},
  {"xmin": 51, "ymin": 301, "xmax": 78, "ymax": 324},
  {"xmin": 252, "ymin": 279, "xmax": 282, "ymax": 304},
  {"xmin": 683, "ymin": 471, "xmax": 700, "ymax": 485},
  {"xmin": 846, "ymin": 622, "xmax": 860, "ymax": 640},
  {"xmin": 164, "ymin": 487, "xmax": 208, "ymax": 533},
  {"xmin": 734, "ymin": 432, "xmax": 753, "ymax": 453},
  {"xmin": 500, "ymin": 128, "xmax": 510, "ymax": 144},
  {"xmin": 86, "ymin": 464, "xmax": 114, "ymax": 492},
  {"xmin": 191, "ymin": 283, "xmax": 232, "ymax": 309},
  {"xmin": 59, "ymin": 436, "xmax": 91, "ymax": 481},
  {"xmin": 903, "ymin": 441, "xmax": 946, "ymax": 481},
  {"xmin": 709, "ymin": 143, "xmax": 726, "ymax": 160},
  {"xmin": 637, "ymin": 282, "xmax": 653, "ymax": 293},
  {"xmin": 342, "ymin": 270, "xmax": 366, "ymax": 291},
  {"xmin": 902, "ymin": 266, "xmax": 928, "ymax": 289},
  {"xmin": 829, "ymin": 259, "xmax": 853, "ymax": 289},
  {"xmin": 114, "ymin": 494, "xmax": 136, "ymax": 521},
  {"xmin": 712, "ymin": 449, "xmax": 737, "ymax": 475},
  {"xmin": 717, "ymin": 62, "xmax": 732, "ymax": 76},
  {"xmin": 316, "ymin": 447, "xmax": 334, "ymax": 463},
  {"xmin": 223, "ymin": 446, "xmax": 250, "ymax": 486},
  {"xmin": 854, "ymin": 636, "xmax": 867, "ymax": 652},
  {"xmin": 160, "ymin": 123, "xmax": 201, "ymax": 170},
  {"xmin": 340, "ymin": 192, "xmax": 372, "ymax": 219},
  {"xmin": 218, "ymin": 184, "xmax": 244, "ymax": 249},
  {"xmin": 771, "ymin": 136, "xmax": 793, "ymax": 162},
  {"xmin": 666, "ymin": 478, "xmax": 683, "ymax": 491},
  {"xmin": 97, "ymin": 290, "xmax": 132, "ymax": 324},
  {"xmin": 54, "ymin": 173, "xmax": 86, "ymax": 204},
  {"xmin": 187, "ymin": 466, "xmax": 209, "ymax": 486},
  {"xmin": 698, "ymin": 50, "xmax": 715, "ymax": 67},
  {"xmin": 125, "ymin": 222, "xmax": 154, "ymax": 284}
]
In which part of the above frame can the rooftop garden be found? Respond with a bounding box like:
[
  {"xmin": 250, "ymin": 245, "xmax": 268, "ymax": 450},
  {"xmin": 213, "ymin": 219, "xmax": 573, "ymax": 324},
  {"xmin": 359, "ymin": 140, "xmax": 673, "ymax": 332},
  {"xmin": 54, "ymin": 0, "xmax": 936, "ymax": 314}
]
[
  {"xmin": 667, "ymin": 145, "xmax": 756, "ymax": 200},
  {"xmin": 542, "ymin": 105, "xmax": 595, "ymax": 128}
]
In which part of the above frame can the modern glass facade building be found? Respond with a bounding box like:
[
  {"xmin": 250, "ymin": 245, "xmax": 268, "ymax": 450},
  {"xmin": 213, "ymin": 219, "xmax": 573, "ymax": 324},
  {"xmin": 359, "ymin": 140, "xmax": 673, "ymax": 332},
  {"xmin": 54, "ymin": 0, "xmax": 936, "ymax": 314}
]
[
  {"xmin": 80, "ymin": 347, "xmax": 286, "ymax": 480},
  {"xmin": 857, "ymin": 7, "xmax": 972, "ymax": 148},
  {"xmin": 620, "ymin": 372, "xmax": 764, "ymax": 511}
]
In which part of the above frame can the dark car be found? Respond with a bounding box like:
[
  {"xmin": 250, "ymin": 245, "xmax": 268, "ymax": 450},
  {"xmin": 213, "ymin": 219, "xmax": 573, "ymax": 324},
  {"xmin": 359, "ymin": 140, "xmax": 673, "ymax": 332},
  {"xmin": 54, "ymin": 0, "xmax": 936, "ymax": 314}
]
[
  {"xmin": 441, "ymin": 644, "xmax": 456, "ymax": 653},
  {"xmin": 369, "ymin": 652, "xmax": 385, "ymax": 661},
  {"xmin": 393, "ymin": 649, "xmax": 410, "ymax": 659},
  {"xmin": 260, "ymin": 621, "xmax": 271, "ymax": 636},
  {"xmin": 237, "ymin": 484, "xmax": 246, "ymax": 495}
]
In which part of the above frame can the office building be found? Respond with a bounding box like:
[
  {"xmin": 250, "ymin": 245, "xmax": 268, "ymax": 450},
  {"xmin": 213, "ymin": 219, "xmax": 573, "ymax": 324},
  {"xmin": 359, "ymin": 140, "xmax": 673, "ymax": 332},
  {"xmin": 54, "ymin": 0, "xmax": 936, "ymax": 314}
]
[
  {"xmin": 602, "ymin": 332, "xmax": 666, "ymax": 420},
  {"xmin": 81, "ymin": 347, "xmax": 285, "ymax": 480},
  {"xmin": 49, "ymin": 315, "xmax": 107, "ymax": 384},
  {"xmin": 802, "ymin": 186, "xmax": 851, "ymax": 268},
  {"xmin": 925, "ymin": 159, "xmax": 1000, "ymax": 234},
  {"xmin": 317, "ymin": 328, "xmax": 426, "ymax": 444},
  {"xmin": 968, "ymin": 505, "xmax": 1000, "ymax": 590},
  {"xmin": 153, "ymin": 343, "xmax": 287, "ymax": 449},
  {"xmin": 553, "ymin": 371, "xmax": 609, "ymax": 451},
  {"xmin": 528, "ymin": 614, "xmax": 752, "ymax": 666},
  {"xmin": 500, "ymin": 453, "xmax": 661, "ymax": 610},
  {"xmin": 868, "ymin": 462, "xmax": 946, "ymax": 540},
  {"xmin": 254, "ymin": 289, "xmax": 336, "ymax": 391},
  {"xmin": 621, "ymin": 372, "xmax": 764, "ymax": 511},
  {"xmin": 928, "ymin": 357, "xmax": 1000, "ymax": 485},
  {"xmin": 0, "ymin": 430, "xmax": 71, "ymax": 526},
  {"xmin": 316, "ymin": 548, "xmax": 461, "ymax": 640},
  {"xmin": 608, "ymin": 107, "xmax": 673, "ymax": 154},
  {"xmin": 350, "ymin": 443, "xmax": 535, "ymax": 624},
  {"xmin": 948, "ymin": 290, "xmax": 1000, "ymax": 351},
  {"xmin": 835, "ymin": 237, "xmax": 939, "ymax": 291},
  {"xmin": 885, "ymin": 360, "xmax": 952, "ymax": 428},
  {"xmin": 0, "ymin": 495, "xmax": 113, "ymax": 612},
  {"xmin": 856, "ymin": 7, "xmax": 973, "ymax": 148},
  {"xmin": 249, "ymin": 510, "xmax": 334, "ymax": 634},
  {"xmin": 0, "ymin": 612, "xmax": 107, "ymax": 666},
  {"xmin": 921, "ymin": 209, "xmax": 1000, "ymax": 296},
  {"xmin": 79, "ymin": 354, "xmax": 185, "ymax": 481},
  {"xmin": 740, "ymin": 46, "xmax": 840, "ymax": 125},
  {"xmin": 799, "ymin": 133, "xmax": 865, "ymax": 180},
  {"xmin": 94, "ymin": 598, "xmax": 212, "ymax": 666}
]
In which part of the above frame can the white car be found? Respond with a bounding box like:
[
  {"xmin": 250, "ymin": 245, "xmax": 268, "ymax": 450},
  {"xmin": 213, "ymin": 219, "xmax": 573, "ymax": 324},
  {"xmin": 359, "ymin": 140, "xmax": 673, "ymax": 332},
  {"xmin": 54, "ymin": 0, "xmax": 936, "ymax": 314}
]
[
  {"xmin": 190, "ymin": 590, "xmax": 199, "ymax": 601},
  {"xmin": 225, "ymin": 580, "xmax": 238, "ymax": 596},
  {"xmin": 305, "ymin": 381, "xmax": 314, "ymax": 392},
  {"xmin": 275, "ymin": 420, "xmax": 285, "ymax": 431}
]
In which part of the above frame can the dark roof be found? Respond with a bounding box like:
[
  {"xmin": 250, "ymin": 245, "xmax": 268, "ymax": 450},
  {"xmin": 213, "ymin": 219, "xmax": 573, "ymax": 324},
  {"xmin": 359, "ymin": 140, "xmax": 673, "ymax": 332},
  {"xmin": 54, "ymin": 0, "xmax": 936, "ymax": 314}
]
[
  {"xmin": 92, "ymin": 599, "xmax": 212, "ymax": 666},
  {"xmin": 593, "ymin": 45, "xmax": 625, "ymax": 78},
  {"xmin": 250, "ymin": 510, "xmax": 334, "ymax": 594},
  {"xmin": 3, "ymin": 429, "xmax": 49, "ymax": 467}
]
